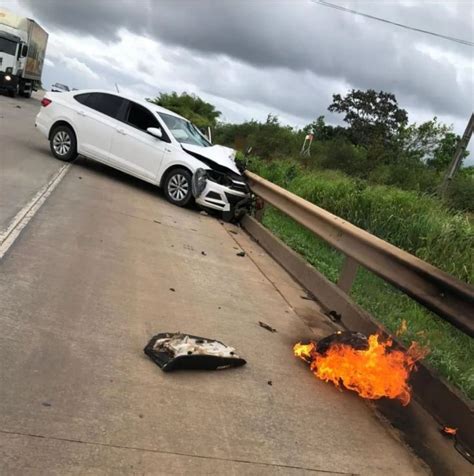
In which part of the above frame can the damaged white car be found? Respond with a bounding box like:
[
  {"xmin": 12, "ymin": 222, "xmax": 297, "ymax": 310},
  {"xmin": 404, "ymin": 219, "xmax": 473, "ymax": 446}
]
[{"xmin": 35, "ymin": 90, "xmax": 251, "ymax": 220}]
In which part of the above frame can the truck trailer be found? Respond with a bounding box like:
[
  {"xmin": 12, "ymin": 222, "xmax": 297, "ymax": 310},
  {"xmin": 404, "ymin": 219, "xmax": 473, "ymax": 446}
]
[{"xmin": 0, "ymin": 8, "xmax": 48, "ymax": 98}]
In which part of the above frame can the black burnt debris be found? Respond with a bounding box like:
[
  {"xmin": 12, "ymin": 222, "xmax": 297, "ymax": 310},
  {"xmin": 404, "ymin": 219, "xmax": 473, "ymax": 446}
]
[{"xmin": 144, "ymin": 333, "xmax": 247, "ymax": 372}]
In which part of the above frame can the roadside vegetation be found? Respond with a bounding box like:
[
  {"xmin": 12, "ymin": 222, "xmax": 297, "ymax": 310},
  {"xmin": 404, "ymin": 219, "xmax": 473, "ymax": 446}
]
[
  {"xmin": 156, "ymin": 89, "xmax": 474, "ymax": 398},
  {"xmin": 251, "ymin": 160, "xmax": 474, "ymax": 399}
]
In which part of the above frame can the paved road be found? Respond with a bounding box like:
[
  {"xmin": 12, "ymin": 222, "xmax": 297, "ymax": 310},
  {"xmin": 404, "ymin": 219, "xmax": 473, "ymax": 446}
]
[
  {"xmin": 0, "ymin": 92, "xmax": 64, "ymax": 234},
  {"xmin": 0, "ymin": 94, "xmax": 428, "ymax": 475}
]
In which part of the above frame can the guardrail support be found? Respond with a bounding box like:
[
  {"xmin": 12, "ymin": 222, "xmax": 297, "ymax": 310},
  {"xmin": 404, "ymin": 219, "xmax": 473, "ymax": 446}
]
[
  {"xmin": 244, "ymin": 170, "xmax": 474, "ymax": 336},
  {"xmin": 338, "ymin": 256, "xmax": 358, "ymax": 293},
  {"xmin": 254, "ymin": 199, "xmax": 265, "ymax": 222}
]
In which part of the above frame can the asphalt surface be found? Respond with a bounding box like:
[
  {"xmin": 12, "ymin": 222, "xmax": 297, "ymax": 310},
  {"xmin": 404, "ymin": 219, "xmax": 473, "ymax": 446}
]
[
  {"xmin": 0, "ymin": 92, "xmax": 430, "ymax": 475},
  {"xmin": 0, "ymin": 92, "xmax": 63, "ymax": 233}
]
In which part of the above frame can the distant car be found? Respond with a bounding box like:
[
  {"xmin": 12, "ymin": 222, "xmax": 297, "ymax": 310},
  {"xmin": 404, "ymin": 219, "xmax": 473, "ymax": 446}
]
[
  {"xmin": 35, "ymin": 89, "xmax": 250, "ymax": 219},
  {"xmin": 51, "ymin": 83, "xmax": 70, "ymax": 93}
]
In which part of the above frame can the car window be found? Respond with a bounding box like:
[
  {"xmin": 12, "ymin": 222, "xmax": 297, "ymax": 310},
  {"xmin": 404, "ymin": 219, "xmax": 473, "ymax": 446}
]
[
  {"xmin": 126, "ymin": 103, "xmax": 159, "ymax": 131},
  {"xmin": 158, "ymin": 112, "xmax": 211, "ymax": 147},
  {"xmin": 0, "ymin": 37, "xmax": 17, "ymax": 55},
  {"xmin": 85, "ymin": 93, "xmax": 125, "ymax": 119},
  {"xmin": 74, "ymin": 93, "xmax": 90, "ymax": 105}
]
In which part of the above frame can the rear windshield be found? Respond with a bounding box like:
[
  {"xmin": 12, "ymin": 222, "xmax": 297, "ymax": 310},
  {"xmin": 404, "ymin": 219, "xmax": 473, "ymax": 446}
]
[{"xmin": 0, "ymin": 37, "xmax": 17, "ymax": 56}]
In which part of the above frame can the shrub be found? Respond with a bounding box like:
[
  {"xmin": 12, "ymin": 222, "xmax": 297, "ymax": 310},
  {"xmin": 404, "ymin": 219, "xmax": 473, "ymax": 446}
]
[{"xmin": 251, "ymin": 160, "xmax": 473, "ymax": 284}]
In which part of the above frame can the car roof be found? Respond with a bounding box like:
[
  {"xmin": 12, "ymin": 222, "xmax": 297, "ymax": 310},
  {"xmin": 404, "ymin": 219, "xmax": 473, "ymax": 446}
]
[{"xmin": 70, "ymin": 89, "xmax": 187, "ymax": 121}]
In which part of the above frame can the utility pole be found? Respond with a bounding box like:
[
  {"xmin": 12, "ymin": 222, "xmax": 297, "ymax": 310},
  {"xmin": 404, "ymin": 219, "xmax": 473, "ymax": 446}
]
[{"xmin": 440, "ymin": 113, "xmax": 474, "ymax": 197}]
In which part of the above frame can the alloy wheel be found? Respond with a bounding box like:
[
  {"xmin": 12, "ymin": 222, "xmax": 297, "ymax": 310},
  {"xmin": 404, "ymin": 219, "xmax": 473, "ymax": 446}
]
[
  {"xmin": 53, "ymin": 131, "xmax": 72, "ymax": 156},
  {"xmin": 168, "ymin": 174, "xmax": 189, "ymax": 201}
]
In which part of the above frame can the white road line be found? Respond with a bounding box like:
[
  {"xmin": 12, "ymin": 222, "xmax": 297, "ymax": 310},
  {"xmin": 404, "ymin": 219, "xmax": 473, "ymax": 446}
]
[{"xmin": 0, "ymin": 163, "xmax": 71, "ymax": 260}]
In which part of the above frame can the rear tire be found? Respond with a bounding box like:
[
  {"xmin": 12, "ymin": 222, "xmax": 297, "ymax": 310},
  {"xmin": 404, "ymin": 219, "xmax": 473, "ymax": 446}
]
[
  {"xmin": 50, "ymin": 125, "xmax": 78, "ymax": 162},
  {"xmin": 163, "ymin": 168, "xmax": 193, "ymax": 207}
]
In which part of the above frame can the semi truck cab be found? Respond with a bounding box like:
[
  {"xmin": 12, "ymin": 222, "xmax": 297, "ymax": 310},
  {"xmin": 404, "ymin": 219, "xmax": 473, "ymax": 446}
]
[
  {"xmin": 0, "ymin": 8, "xmax": 48, "ymax": 98},
  {"xmin": 0, "ymin": 30, "xmax": 28, "ymax": 96}
]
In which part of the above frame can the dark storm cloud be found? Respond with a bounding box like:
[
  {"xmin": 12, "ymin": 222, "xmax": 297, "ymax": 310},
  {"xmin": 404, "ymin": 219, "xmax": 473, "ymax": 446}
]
[{"xmin": 23, "ymin": 0, "xmax": 473, "ymax": 120}]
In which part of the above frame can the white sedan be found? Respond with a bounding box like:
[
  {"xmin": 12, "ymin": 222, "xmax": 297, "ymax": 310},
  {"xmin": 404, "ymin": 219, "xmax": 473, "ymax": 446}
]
[{"xmin": 35, "ymin": 89, "xmax": 250, "ymax": 218}]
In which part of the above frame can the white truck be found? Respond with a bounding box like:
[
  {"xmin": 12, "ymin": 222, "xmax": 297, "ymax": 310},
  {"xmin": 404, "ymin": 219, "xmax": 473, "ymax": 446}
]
[{"xmin": 0, "ymin": 8, "xmax": 48, "ymax": 98}]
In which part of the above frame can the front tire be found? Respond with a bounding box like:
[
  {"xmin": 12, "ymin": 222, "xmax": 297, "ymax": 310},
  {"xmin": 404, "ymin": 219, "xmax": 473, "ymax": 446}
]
[
  {"xmin": 163, "ymin": 168, "xmax": 193, "ymax": 207},
  {"xmin": 50, "ymin": 125, "xmax": 78, "ymax": 162}
]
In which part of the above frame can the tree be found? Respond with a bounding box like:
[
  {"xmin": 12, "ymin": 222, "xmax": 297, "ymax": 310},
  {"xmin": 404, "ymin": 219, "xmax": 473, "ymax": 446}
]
[
  {"xmin": 303, "ymin": 115, "xmax": 347, "ymax": 141},
  {"xmin": 147, "ymin": 92, "xmax": 221, "ymax": 129},
  {"xmin": 397, "ymin": 118, "xmax": 468, "ymax": 171},
  {"xmin": 328, "ymin": 89, "xmax": 408, "ymax": 146}
]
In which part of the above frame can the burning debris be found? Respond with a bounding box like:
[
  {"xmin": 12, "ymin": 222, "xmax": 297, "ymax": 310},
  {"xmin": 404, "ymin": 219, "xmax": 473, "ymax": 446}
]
[
  {"xmin": 294, "ymin": 331, "xmax": 427, "ymax": 405},
  {"xmin": 144, "ymin": 333, "xmax": 246, "ymax": 371},
  {"xmin": 440, "ymin": 426, "xmax": 457, "ymax": 438}
]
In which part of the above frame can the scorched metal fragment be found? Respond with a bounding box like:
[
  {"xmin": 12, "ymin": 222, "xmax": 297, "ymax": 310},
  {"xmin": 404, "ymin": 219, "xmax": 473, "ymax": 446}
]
[{"xmin": 144, "ymin": 333, "xmax": 246, "ymax": 372}]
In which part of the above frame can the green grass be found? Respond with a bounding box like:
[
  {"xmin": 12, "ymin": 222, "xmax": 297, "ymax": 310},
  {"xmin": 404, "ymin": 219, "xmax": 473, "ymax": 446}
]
[{"xmin": 254, "ymin": 159, "xmax": 474, "ymax": 400}]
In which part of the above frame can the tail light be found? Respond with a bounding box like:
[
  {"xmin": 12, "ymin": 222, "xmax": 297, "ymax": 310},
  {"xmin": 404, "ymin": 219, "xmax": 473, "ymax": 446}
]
[{"xmin": 41, "ymin": 98, "xmax": 52, "ymax": 107}]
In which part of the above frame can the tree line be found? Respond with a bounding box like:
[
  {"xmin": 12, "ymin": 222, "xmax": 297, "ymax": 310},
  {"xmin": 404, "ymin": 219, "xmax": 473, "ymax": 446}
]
[{"xmin": 150, "ymin": 90, "xmax": 473, "ymax": 212}]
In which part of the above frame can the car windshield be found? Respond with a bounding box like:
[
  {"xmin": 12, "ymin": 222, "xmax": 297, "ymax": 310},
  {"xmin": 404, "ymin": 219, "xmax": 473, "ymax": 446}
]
[
  {"xmin": 158, "ymin": 112, "xmax": 211, "ymax": 147},
  {"xmin": 0, "ymin": 37, "xmax": 17, "ymax": 56}
]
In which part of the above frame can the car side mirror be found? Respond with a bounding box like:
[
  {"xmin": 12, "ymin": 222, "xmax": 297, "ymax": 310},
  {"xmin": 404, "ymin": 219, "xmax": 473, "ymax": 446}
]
[
  {"xmin": 147, "ymin": 127, "xmax": 163, "ymax": 139},
  {"xmin": 21, "ymin": 44, "xmax": 28, "ymax": 57}
]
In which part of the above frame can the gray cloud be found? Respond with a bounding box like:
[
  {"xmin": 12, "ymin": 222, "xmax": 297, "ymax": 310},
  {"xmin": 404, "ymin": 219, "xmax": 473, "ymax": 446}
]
[{"xmin": 20, "ymin": 0, "xmax": 474, "ymax": 123}]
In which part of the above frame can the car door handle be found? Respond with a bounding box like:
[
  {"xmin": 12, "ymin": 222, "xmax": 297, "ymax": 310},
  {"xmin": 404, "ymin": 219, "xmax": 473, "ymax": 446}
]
[
  {"xmin": 77, "ymin": 110, "xmax": 86, "ymax": 117},
  {"xmin": 116, "ymin": 128, "xmax": 127, "ymax": 135},
  {"xmin": 165, "ymin": 148, "xmax": 171, "ymax": 153}
]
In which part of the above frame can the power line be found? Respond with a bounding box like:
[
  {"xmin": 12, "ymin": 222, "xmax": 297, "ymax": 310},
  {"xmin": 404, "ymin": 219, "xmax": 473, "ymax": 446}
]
[{"xmin": 311, "ymin": 0, "xmax": 474, "ymax": 46}]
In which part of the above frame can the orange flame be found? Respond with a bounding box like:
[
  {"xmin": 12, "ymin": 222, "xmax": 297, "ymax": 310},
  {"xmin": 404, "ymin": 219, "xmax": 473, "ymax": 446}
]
[
  {"xmin": 441, "ymin": 426, "xmax": 457, "ymax": 436},
  {"xmin": 294, "ymin": 334, "xmax": 427, "ymax": 405}
]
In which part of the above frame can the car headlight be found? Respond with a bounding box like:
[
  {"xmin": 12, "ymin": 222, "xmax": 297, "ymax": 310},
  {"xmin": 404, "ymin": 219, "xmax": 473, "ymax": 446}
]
[
  {"xmin": 5, "ymin": 75, "xmax": 11, "ymax": 81},
  {"xmin": 192, "ymin": 168, "xmax": 208, "ymax": 197}
]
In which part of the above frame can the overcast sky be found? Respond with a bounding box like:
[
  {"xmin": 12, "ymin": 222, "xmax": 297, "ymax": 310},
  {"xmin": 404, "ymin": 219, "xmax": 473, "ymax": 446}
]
[{"xmin": 2, "ymin": 0, "xmax": 473, "ymax": 160}]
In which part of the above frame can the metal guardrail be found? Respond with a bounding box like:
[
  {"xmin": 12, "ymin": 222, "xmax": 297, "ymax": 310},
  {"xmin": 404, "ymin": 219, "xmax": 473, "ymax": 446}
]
[{"xmin": 245, "ymin": 171, "xmax": 474, "ymax": 337}]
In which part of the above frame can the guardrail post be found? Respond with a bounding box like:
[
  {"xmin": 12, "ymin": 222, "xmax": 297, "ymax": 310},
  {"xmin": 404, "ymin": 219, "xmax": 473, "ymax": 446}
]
[
  {"xmin": 337, "ymin": 256, "xmax": 359, "ymax": 294},
  {"xmin": 255, "ymin": 198, "xmax": 265, "ymax": 222}
]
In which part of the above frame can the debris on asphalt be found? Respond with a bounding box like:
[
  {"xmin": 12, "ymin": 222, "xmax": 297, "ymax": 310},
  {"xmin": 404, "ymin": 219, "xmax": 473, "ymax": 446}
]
[
  {"xmin": 200, "ymin": 210, "xmax": 208, "ymax": 216},
  {"xmin": 327, "ymin": 310, "xmax": 342, "ymax": 322},
  {"xmin": 236, "ymin": 251, "xmax": 246, "ymax": 257},
  {"xmin": 41, "ymin": 402, "xmax": 52, "ymax": 407},
  {"xmin": 78, "ymin": 176, "xmax": 82, "ymax": 180},
  {"xmin": 153, "ymin": 220, "xmax": 161, "ymax": 224},
  {"xmin": 169, "ymin": 288, "xmax": 175, "ymax": 292},
  {"xmin": 315, "ymin": 331, "xmax": 368, "ymax": 356},
  {"xmin": 294, "ymin": 331, "xmax": 427, "ymax": 405},
  {"xmin": 228, "ymin": 230, "xmax": 239, "ymax": 235},
  {"xmin": 15, "ymin": 105, "xmax": 21, "ymax": 109},
  {"xmin": 144, "ymin": 333, "xmax": 247, "ymax": 371},
  {"xmin": 267, "ymin": 380, "xmax": 273, "ymax": 386},
  {"xmin": 300, "ymin": 294, "xmax": 314, "ymax": 301},
  {"xmin": 259, "ymin": 321, "xmax": 277, "ymax": 333},
  {"xmin": 440, "ymin": 426, "xmax": 457, "ymax": 438},
  {"xmin": 201, "ymin": 251, "xmax": 207, "ymax": 256}
]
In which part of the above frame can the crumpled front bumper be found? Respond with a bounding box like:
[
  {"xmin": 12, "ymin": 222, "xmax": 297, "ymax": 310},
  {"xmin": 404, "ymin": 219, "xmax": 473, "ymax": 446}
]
[{"xmin": 192, "ymin": 168, "xmax": 251, "ymax": 215}]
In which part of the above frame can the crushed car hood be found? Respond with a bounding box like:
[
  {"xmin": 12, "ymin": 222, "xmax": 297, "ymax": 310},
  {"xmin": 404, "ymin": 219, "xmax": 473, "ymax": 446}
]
[{"xmin": 182, "ymin": 144, "xmax": 241, "ymax": 175}]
